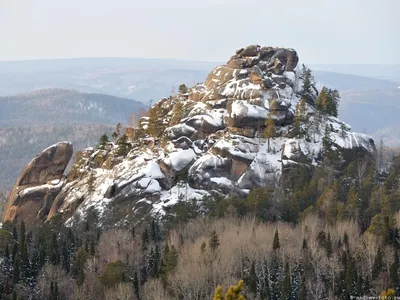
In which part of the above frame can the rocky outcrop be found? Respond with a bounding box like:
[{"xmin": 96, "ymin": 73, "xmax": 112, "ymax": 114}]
[
  {"xmin": 2, "ymin": 142, "xmax": 73, "ymax": 225},
  {"xmin": 3, "ymin": 45, "xmax": 376, "ymax": 228}
]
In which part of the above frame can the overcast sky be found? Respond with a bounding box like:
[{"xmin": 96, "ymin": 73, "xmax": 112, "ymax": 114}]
[{"xmin": 0, "ymin": 0, "xmax": 399, "ymax": 64}]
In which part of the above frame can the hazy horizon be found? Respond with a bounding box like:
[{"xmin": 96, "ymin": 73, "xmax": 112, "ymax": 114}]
[{"xmin": 1, "ymin": 0, "xmax": 399, "ymax": 64}]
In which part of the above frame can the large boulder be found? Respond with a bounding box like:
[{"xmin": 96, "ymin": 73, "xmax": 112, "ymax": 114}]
[
  {"xmin": 2, "ymin": 142, "xmax": 73, "ymax": 225},
  {"xmin": 17, "ymin": 142, "xmax": 73, "ymax": 186}
]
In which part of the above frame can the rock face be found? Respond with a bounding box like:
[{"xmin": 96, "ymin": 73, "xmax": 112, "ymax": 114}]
[
  {"xmin": 3, "ymin": 45, "xmax": 376, "ymax": 228},
  {"xmin": 2, "ymin": 142, "xmax": 73, "ymax": 225}
]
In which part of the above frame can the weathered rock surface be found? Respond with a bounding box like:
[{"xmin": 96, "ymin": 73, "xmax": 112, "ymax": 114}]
[
  {"xmin": 2, "ymin": 45, "xmax": 376, "ymax": 228},
  {"xmin": 2, "ymin": 142, "xmax": 73, "ymax": 225}
]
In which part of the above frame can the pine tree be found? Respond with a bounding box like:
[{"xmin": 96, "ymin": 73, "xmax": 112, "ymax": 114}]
[
  {"xmin": 169, "ymin": 101, "xmax": 184, "ymax": 126},
  {"xmin": 98, "ymin": 133, "xmax": 109, "ymax": 150},
  {"xmin": 390, "ymin": 250, "xmax": 399, "ymax": 294},
  {"xmin": 315, "ymin": 87, "xmax": 340, "ymax": 116},
  {"xmin": 209, "ymin": 230, "xmax": 220, "ymax": 252},
  {"xmin": 264, "ymin": 113, "xmax": 276, "ymax": 153},
  {"xmin": 178, "ymin": 84, "xmax": 188, "ymax": 94},
  {"xmin": 372, "ymin": 246, "xmax": 383, "ymax": 279},
  {"xmin": 115, "ymin": 134, "xmax": 131, "ymax": 157},
  {"xmin": 148, "ymin": 105, "xmax": 163, "ymax": 138},
  {"xmin": 293, "ymin": 99, "xmax": 308, "ymax": 138},
  {"xmin": 272, "ymin": 230, "xmax": 280, "ymax": 251}
]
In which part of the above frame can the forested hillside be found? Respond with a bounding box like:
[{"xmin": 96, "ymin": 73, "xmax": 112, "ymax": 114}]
[
  {"xmin": 0, "ymin": 89, "xmax": 144, "ymax": 126},
  {"xmin": 1, "ymin": 154, "xmax": 400, "ymax": 299}
]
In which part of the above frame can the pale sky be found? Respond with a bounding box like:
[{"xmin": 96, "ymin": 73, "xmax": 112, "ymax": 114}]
[{"xmin": 0, "ymin": 0, "xmax": 399, "ymax": 64}]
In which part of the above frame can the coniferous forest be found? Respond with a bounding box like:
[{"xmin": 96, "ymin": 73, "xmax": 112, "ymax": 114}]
[{"xmin": 0, "ymin": 148, "xmax": 400, "ymax": 300}]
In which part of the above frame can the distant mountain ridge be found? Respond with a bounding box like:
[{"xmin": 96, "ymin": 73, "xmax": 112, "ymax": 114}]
[
  {"xmin": 0, "ymin": 88, "xmax": 145, "ymax": 126},
  {"xmin": 0, "ymin": 89, "xmax": 145, "ymax": 192}
]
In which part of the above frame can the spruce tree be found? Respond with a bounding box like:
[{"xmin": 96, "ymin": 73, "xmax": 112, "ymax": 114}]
[
  {"xmin": 390, "ymin": 250, "xmax": 399, "ymax": 294},
  {"xmin": 372, "ymin": 246, "xmax": 383, "ymax": 279},
  {"xmin": 49, "ymin": 233, "xmax": 59, "ymax": 265},
  {"xmin": 246, "ymin": 261, "xmax": 257, "ymax": 295},
  {"xmin": 71, "ymin": 247, "xmax": 87, "ymax": 286},
  {"xmin": 209, "ymin": 230, "xmax": 220, "ymax": 252},
  {"xmin": 5, "ymin": 244, "xmax": 10, "ymax": 260},
  {"xmin": 12, "ymin": 226, "xmax": 18, "ymax": 242},
  {"xmin": 322, "ymin": 125, "xmax": 333, "ymax": 155},
  {"xmin": 302, "ymin": 238, "xmax": 308, "ymax": 250},
  {"xmin": 326, "ymin": 232, "xmax": 333, "ymax": 258},
  {"xmin": 326, "ymin": 88, "xmax": 340, "ymax": 117},
  {"xmin": 89, "ymin": 239, "xmax": 96, "ymax": 256},
  {"xmin": 299, "ymin": 64, "xmax": 315, "ymax": 104},
  {"xmin": 133, "ymin": 270, "xmax": 140, "ymax": 299},
  {"xmin": 141, "ymin": 228, "xmax": 149, "ymax": 251},
  {"xmin": 298, "ymin": 276, "xmax": 307, "ymax": 300},
  {"xmin": 272, "ymin": 230, "xmax": 280, "ymax": 251},
  {"xmin": 12, "ymin": 254, "xmax": 20, "ymax": 285},
  {"xmin": 281, "ymin": 261, "xmax": 292, "ymax": 300},
  {"xmin": 260, "ymin": 260, "xmax": 270, "ymax": 300},
  {"xmin": 150, "ymin": 219, "xmax": 161, "ymax": 242}
]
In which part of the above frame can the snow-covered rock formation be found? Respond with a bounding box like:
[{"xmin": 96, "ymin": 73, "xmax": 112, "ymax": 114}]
[{"xmin": 2, "ymin": 45, "xmax": 375, "ymax": 227}]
